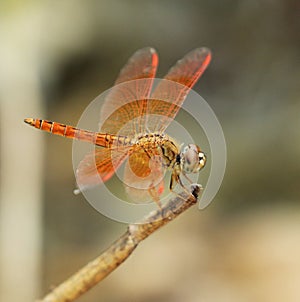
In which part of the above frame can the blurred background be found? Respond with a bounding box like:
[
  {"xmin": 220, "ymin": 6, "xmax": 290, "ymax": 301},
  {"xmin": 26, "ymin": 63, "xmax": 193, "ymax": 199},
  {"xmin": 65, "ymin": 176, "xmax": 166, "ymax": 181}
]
[{"xmin": 0, "ymin": 0, "xmax": 299, "ymax": 301}]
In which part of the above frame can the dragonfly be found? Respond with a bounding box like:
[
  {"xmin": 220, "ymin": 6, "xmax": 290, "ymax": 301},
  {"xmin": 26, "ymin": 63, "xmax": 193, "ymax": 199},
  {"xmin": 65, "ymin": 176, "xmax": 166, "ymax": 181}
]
[{"xmin": 24, "ymin": 47, "xmax": 211, "ymax": 206}]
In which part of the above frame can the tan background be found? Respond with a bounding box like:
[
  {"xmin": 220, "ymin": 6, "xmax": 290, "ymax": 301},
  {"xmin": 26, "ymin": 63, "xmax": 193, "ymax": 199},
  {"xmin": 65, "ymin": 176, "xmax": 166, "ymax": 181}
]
[{"xmin": 0, "ymin": 1, "xmax": 299, "ymax": 301}]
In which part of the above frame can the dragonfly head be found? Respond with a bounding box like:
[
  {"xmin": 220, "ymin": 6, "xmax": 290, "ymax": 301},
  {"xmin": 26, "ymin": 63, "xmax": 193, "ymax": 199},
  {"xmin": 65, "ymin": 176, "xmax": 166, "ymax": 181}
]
[{"xmin": 180, "ymin": 144, "xmax": 206, "ymax": 174}]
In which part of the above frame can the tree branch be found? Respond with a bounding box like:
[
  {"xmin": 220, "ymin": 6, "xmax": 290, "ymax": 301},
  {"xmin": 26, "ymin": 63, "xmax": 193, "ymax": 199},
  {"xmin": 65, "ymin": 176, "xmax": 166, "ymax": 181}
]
[{"xmin": 38, "ymin": 184, "xmax": 201, "ymax": 302}]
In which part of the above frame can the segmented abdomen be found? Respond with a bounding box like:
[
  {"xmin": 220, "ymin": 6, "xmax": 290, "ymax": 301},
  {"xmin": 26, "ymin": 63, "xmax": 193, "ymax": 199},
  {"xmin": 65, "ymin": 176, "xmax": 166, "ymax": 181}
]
[{"xmin": 24, "ymin": 118, "xmax": 132, "ymax": 148}]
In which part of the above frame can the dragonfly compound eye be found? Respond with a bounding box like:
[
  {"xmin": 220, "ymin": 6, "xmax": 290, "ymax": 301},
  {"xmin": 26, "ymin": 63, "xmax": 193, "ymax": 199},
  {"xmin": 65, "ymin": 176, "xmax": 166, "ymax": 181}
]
[
  {"xmin": 181, "ymin": 144, "xmax": 206, "ymax": 173},
  {"xmin": 198, "ymin": 151, "xmax": 206, "ymax": 170}
]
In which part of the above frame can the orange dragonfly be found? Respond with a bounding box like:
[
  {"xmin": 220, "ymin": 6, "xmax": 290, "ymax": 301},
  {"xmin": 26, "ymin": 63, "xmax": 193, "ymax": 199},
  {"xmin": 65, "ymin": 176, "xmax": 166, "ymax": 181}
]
[{"xmin": 25, "ymin": 47, "xmax": 211, "ymax": 206}]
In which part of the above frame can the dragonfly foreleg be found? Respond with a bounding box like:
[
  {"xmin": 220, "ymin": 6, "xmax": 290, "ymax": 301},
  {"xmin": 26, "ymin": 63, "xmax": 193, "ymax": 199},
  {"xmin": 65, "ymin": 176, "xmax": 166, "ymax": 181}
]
[
  {"xmin": 169, "ymin": 171, "xmax": 191, "ymax": 201},
  {"xmin": 181, "ymin": 172, "xmax": 193, "ymax": 184}
]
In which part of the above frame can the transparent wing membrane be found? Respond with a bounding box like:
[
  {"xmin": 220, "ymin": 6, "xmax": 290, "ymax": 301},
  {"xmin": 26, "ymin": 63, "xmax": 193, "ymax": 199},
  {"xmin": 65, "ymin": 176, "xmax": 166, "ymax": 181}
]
[
  {"xmin": 100, "ymin": 48, "xmax": 158, "ymax": 136},
  {"xmin": 148, "ymin": 48, "xmax": 211, "ymax": 132},
  {"xmin": 123, "ymin": 151, "xmax": 165, "ymax": 203},
  {"xmin": 76, "ymin": 146, "xmax": 131, "ymax": 192}
]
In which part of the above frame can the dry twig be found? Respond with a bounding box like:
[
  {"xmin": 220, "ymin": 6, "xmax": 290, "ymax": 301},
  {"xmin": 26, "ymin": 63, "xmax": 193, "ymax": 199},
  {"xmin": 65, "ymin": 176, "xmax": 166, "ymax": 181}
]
[{"xmin": 38, "ymin": 184, "xmax": 201, "ymax": 302}]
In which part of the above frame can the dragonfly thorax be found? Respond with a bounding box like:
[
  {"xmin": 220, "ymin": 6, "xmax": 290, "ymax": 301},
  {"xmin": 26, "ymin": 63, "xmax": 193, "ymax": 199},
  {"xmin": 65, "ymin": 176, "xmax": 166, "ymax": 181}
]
[
  {"xmin": 180, "ymin": 144, "xmax": 206, "ymax": 174},
  {"xmin": 130, "ymin": 133, "xmax": 181, "ymax": 172}
]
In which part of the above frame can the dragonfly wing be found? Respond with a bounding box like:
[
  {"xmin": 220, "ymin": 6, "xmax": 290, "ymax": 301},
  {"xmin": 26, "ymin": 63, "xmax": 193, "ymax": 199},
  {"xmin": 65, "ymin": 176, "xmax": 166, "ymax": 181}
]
[
  {"xmin": 100, "ymin": 47, "xmax": 158, "ymax": 136},
  {"xmin": 114, "ymin": 47, "xmax": 158, "ymax": 85},
  {"xmin": 147, "ymin": 48, "xmax": 211, "ymax": 132},
  {"xmin": 123, "ymin": 149, "xmax": 165, "ymax": 203},
  {"xmin": 75, "ymin": 146, "xmax": 131, "ymax": 192}
]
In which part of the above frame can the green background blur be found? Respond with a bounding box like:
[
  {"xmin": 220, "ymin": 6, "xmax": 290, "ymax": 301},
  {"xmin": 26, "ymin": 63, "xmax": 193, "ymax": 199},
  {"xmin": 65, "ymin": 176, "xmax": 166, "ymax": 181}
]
[{"xmin": 0, "ymin": 1, "xmax": 299, "ymax": 301}]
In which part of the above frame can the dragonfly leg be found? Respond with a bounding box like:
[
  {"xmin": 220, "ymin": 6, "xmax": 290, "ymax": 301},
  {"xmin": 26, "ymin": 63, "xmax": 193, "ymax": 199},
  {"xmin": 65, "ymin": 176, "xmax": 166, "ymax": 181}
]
[
  {"xmin": 169, "ymin": 171, "xmax": 191, "ymax": 201},
  {"xmin": 181, "ymin": 172, "xmax": 193, "ymax": 184}
]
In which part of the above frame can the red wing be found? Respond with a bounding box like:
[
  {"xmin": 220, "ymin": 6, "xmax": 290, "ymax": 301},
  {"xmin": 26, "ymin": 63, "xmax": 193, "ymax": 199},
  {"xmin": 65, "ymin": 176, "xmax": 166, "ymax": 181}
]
[
  {"xmin": 75, "ymin": 146, "xmax": 131, "ymax": 192},
  {"xmin": 123, "ymin": 150, "xmax": 165, "ymax": 203},
  {"xmin": 100, "ymin": 47, "xmax": 158, "ymax": 136},
  {"xmin": 147, "ymin": 48, "xmax": 211, "ymax": 132}
]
